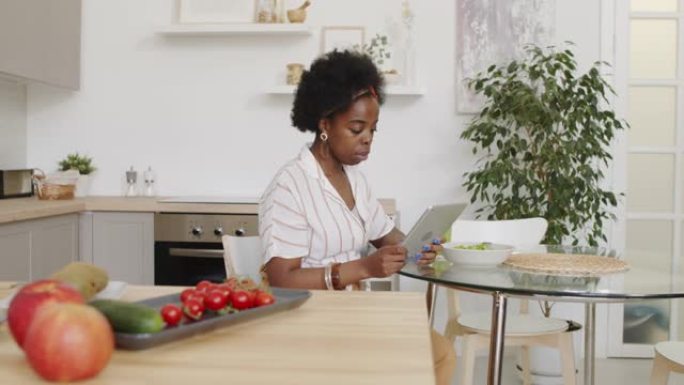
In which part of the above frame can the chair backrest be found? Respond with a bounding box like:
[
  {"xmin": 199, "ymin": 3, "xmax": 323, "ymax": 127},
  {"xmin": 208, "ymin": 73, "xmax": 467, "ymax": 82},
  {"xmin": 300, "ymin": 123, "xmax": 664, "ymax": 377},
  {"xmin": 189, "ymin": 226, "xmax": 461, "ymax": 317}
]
[
  {"xmin": 221, "ymin": 235, "xmax": 262, "ymax": 282},
  {"xmin": 450, "ymin": 217, "xmax": 548, "ymax": 248},
  {"xmin": 445, "ymin": 217, "xmax": 549, "ymax": 318}
]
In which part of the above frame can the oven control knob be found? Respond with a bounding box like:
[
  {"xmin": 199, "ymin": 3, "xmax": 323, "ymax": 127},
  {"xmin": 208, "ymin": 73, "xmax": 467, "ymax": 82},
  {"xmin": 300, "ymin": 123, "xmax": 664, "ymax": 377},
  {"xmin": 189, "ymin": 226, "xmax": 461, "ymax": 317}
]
[
  {"xmin": 214, "ymin": 227, "xmax": 224, "ymax": 236},
  {"xmin": 234, "ymin": 228, "xmax": 245, "ymax": 236},
  {"xmin": 191, "ymin": 226, "xmax": 203, "ymax": 236}
]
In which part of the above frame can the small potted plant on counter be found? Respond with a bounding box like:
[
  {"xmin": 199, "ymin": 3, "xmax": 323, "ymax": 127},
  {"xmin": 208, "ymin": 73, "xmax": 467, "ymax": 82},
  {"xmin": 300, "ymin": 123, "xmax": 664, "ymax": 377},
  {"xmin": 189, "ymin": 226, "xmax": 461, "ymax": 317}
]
[{"xmin": 58, "ymin": 152, "xmax": 96, "ymax": 197}]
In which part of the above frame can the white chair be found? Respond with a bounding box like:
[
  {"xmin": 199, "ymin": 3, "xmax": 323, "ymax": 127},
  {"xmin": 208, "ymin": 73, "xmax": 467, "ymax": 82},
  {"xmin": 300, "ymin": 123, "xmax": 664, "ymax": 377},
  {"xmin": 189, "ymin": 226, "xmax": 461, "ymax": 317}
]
[
  {"xmin": 221, "ymin": 235, "xmax": 262, "ymax": 281},
  {"xmin": 443, "ymin": 218, "xmax": 578, "ymax": 385},
  {"xmin": 651, "ymin": 341, "xmax": 684, "ymax": 385}
]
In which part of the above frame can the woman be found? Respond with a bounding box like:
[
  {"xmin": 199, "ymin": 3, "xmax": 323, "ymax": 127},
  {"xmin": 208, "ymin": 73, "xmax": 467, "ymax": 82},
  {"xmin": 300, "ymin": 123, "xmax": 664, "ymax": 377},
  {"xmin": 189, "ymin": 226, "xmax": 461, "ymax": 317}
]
[{"xmin": 258, "ymin": 50, "xmax": 455, "ymax": 384}]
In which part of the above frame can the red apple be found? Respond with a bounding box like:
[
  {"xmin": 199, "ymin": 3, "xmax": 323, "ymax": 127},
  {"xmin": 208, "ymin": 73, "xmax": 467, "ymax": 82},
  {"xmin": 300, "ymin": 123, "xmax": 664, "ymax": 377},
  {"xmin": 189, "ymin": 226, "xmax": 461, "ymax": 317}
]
[
  {"xmin": 7, "ymin": 279, "xmax": 84, "ymax": 348},
  {"xmin": 24, "ymin": 303, "xmax": 114, "ymax": 382}
]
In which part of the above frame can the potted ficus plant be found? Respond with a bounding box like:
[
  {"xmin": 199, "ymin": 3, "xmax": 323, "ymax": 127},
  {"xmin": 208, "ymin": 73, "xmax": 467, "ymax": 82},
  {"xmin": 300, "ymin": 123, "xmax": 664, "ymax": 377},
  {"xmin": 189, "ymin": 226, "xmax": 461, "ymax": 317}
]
[
  {"xmin": 462, "ymin": 43, "xmax": 625, "ymax": 246},
  {"xmin": 460, "ymin": 43, "xmax": 627, "ymax": 383},
  {"xmin": 58, "ymin": 153, "xmax": 96, "ymax": 197}
]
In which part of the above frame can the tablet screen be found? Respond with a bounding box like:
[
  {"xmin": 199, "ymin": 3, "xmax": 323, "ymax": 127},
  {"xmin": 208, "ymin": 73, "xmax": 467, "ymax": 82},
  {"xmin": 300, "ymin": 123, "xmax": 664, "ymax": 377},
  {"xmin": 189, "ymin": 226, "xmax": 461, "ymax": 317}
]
[{"xmin": 402, "ymin": 203, "xmax": 468, "ymax": 258}]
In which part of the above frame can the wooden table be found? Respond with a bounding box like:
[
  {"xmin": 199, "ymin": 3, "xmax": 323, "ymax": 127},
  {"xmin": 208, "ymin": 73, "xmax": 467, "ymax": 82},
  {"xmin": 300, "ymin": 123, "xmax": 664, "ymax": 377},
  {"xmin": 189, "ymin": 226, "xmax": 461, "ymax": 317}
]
[{"xmin": 0, "ymin": 284, "xmax": 435, "ymax": 384}]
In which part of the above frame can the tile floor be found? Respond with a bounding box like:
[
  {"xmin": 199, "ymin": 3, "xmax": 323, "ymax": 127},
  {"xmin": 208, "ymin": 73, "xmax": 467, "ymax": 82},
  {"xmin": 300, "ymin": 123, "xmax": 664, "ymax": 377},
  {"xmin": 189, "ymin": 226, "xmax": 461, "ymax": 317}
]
[{"xmin": 454, "ymin": 354, "xmax": 684, "ymax": 385}]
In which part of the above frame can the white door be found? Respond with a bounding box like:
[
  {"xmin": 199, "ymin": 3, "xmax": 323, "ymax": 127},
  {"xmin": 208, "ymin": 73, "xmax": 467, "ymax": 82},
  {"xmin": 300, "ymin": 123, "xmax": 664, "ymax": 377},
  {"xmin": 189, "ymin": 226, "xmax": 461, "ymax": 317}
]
[{"xmin": 609, "ymin": 0, "xmax": 684, "ymax": 357}]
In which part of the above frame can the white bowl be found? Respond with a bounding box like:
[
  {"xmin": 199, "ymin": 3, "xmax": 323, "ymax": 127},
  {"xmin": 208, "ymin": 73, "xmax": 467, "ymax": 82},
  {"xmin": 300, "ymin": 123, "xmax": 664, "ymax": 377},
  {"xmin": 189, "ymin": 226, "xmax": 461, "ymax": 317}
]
[{"xmin": 441, "ymin": 242, "xmax": 514, "ymax": 266}]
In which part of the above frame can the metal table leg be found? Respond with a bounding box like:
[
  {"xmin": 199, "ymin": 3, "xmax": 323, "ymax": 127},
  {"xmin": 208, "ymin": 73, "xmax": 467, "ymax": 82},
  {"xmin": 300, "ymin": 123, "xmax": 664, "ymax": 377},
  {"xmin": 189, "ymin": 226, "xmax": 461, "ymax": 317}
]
[
  {"xmin": 487, "ymin": 291, "xmax": 508, "ymax": 385},
  {"xmin": 584, "ymin": 303, "xmax": 596, "ymax": 385}
]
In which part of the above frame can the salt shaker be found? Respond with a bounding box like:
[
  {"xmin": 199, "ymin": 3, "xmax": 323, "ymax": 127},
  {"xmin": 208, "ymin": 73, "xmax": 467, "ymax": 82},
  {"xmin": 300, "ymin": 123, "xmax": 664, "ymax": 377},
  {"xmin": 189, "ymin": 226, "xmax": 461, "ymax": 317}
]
[
  {"xmin": 143, "ymin": 166, "xmax": 156, "ymax": 197},
  {"xmin": 125, "ymin": 166, "xmax": 138, "ymax": 197}
]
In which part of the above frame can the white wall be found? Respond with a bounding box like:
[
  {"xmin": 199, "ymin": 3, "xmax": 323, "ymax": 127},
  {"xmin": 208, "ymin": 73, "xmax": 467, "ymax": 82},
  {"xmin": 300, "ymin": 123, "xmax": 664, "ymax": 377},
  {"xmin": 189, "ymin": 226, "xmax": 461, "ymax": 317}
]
[
  {"xmin": 23, "ymin": 0, "xmax": 610, "ymax": 357},
  {"xmin": 25, "ymin": 0, "xmax": 603, "ymax": 230},
  {"xmin": 0, "ymin": 78, "xmax": 26, "ymax": 169}
]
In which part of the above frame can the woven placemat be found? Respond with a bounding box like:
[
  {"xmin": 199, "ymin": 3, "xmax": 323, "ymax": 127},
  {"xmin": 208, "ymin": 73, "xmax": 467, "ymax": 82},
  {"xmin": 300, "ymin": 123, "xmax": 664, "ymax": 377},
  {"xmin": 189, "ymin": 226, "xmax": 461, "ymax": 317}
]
[{"xmin": 502, "ymin": 253, "xmax": 629, "ymax": 276}]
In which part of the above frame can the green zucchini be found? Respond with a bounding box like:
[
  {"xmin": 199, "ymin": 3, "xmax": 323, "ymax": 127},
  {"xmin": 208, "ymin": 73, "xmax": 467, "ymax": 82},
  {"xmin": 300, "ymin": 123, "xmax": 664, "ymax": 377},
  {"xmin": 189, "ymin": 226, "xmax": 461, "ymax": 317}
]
[{"xmin": 90, "ymin": 299, "xmax": 164, "ymax": 334}]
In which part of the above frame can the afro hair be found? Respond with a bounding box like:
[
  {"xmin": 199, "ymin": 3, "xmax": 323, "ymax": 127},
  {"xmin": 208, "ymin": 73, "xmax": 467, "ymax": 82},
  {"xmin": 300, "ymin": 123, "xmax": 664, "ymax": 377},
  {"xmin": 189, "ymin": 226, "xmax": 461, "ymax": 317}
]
[{"xmin": 291, "ymin": 50, "xmax": 385, "ymax": 133}]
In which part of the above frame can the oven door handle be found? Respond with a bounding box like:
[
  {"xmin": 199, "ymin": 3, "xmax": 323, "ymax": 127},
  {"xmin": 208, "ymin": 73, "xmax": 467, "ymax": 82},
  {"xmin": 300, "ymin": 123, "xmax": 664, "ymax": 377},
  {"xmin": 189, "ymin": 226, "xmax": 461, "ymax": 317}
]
[{"xmin": 169, "ymin": 248, "xmax": 224, "ymax": 259}]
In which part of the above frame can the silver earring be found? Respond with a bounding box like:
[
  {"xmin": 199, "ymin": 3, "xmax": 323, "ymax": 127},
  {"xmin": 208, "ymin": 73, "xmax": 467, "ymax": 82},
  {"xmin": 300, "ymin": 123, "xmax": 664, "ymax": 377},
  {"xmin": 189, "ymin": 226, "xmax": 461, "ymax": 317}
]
[{"xmin": 320, "ymin": 132, "xmax": 328, "ymax": 142}]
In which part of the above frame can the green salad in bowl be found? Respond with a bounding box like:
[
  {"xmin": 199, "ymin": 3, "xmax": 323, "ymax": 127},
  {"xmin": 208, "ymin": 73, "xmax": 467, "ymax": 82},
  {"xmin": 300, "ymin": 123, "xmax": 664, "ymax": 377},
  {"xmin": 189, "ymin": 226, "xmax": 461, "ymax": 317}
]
[
  {"xmin": 441, "ymin": 242, "xmax": 513, "ymax": 266},
  {"xmin": 452, "ymin": 242, "xmax": 489, "ymax": 251}
]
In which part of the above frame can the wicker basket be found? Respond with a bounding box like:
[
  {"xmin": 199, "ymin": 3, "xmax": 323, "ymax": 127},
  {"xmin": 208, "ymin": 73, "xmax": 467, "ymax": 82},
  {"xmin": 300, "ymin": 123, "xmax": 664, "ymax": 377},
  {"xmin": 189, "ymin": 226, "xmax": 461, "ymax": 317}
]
[{"xmin": 33, "ymin": 170, "xmax": 76, "ymax": 200}]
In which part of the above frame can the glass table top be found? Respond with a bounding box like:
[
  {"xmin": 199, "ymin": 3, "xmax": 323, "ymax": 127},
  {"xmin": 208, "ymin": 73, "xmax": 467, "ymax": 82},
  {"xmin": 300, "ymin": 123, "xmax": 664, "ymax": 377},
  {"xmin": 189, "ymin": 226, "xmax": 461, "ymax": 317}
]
[{"xmin": 399, "ymin": 245, "xmax": 684, "ymax": 301}]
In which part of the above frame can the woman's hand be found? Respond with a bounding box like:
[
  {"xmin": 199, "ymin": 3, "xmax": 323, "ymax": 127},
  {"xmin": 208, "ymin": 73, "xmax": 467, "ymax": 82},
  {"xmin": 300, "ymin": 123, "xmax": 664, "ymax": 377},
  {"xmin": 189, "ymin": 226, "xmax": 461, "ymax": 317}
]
[
  {"xmin": 414, "ymin": 238, "xmax": 443, "ymax": 266},
  {"xmin": 364, "ymin": 245, "xmax": 407, "ymax": 278}
]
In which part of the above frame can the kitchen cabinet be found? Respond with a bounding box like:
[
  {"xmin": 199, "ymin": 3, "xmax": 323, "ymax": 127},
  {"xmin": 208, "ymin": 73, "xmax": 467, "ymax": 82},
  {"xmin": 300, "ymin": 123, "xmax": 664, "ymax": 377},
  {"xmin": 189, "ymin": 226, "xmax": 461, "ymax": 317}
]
[
  {"xmin": 0, "ymin": 214, "xmax": 78, "ymax": 281},
  {"xmin": 80, "ymin": 212, "xmax": 154, "ymax": 285},
  {"xmin": 0, "ymin": 0, "xmax": 81, "ymax": 89}
]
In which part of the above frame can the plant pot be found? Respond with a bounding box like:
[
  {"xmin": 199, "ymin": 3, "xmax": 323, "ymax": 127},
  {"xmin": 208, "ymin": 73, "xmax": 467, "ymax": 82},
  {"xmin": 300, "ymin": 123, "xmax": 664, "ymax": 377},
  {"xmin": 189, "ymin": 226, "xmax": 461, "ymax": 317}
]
[
  {"xmin": 516, "ymin": 346, "xmax": 580, "ymax": 385},
  {"xmin": 516, "ymin": 347, "xmax": 562, "ymax": 384},
  {"xmin": 75, "ymin": 174, "xmax": 91, "ymax": 197}
]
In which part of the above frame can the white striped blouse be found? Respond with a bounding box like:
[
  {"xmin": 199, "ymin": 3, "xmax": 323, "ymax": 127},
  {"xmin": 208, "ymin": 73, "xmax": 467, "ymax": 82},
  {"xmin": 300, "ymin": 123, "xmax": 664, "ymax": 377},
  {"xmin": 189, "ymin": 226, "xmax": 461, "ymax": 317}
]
[{"xmin": 259, "ymin": 144, "xmax": 395, "ymax": 268}]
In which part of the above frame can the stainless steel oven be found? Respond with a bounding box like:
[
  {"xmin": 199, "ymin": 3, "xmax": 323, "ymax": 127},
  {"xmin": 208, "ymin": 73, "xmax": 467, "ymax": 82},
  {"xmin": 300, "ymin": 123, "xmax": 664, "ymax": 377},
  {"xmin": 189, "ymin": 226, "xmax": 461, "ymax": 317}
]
[{"xmin": 154, "ymin": 213, "xmax": 258, "ymax": 286}]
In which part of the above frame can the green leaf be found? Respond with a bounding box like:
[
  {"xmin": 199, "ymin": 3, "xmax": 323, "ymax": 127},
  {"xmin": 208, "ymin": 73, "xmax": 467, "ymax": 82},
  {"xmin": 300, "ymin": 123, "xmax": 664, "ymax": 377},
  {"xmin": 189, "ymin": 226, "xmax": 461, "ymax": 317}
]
[
  {"xmin": 57, "ymin": 152, "xmax": 96, "ymax": 175},
  {"xmin": 507, "ymin": 61, "xmax": 518, "ymax": 74},
  {"xmin": 459, "ymin": 43, "xmax": 623, "ymax": 248}
]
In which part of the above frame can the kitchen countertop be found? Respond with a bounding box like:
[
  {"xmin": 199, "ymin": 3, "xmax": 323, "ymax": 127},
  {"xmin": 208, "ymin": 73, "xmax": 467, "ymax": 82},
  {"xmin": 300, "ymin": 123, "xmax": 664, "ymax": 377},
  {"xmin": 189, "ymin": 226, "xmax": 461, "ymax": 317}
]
[
  {"xmin": 0, "ymin": 196, "xmax": 397, "ymax": 225},
  {"xmin": 0, "ymin": 284, "xmax": 433, "ymax": 384}
]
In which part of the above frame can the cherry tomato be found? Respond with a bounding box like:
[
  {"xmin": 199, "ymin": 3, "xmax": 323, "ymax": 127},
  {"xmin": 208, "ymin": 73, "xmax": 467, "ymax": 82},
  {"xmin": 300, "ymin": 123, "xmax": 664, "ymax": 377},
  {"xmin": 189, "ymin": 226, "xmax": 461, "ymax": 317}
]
[
  {"xmin": 245, "ymin": 290, "xmax": 257, "ymax": 304},
  {"xmin": 195, "ymin": 280, "xmax": 214, "ymax": 293},
  {"xmin": 204, "ymin": 290, "xmax": 228, "ymax": 311},
  {"xmin": 183, "ymin": 298, "xmax": 205, "ymax": 321},
  {"xmin": 184, "ymin": 290, "xmax": 206, "ymax": 305},
  {"xmin": 160, "ymin": 304, "xmax": 183, "ymax": 326},
  {"xmin": 230, "ymin": 290, "xmax": 254, "ymax": 310},
  {"xmin": 209, "ymin": 287, "xmax": 229, "ymax": 301},
  {"xmin": 224, "ymin": 277, "xmax": 238, "ymax": 291},
  {"xmin": 213, "ymin": 283, "xmax": 232, "ymax": 299},
  {"xmin": 180, "ymin": 288, "xmax": 199, "ymax": 303},
  {"xmin": 255, "ymin": 292, "xmax": 275, "ymax": 307}
]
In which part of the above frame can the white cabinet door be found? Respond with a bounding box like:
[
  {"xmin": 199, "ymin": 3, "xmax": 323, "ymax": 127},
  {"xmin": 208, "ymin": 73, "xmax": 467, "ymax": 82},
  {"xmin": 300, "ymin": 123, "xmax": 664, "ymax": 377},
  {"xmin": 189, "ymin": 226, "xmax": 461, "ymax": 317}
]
[
  {"xmin": 0, "ymin": 224, "xmax": 30, "ymax": 281},
  {"xmin": 30, "ymin": 214, "xmax": 78, "ymax": 280},
  {"xmin": 0, "ymin": 0, "xmax": 81, "ymax": 89},
  {"xmin": 0, "ymin": 214, "xmax": 78, "ymax": 281},
  {"xmin": 87, "ymin": 212, "xmax": 154, "ymax": 285}
]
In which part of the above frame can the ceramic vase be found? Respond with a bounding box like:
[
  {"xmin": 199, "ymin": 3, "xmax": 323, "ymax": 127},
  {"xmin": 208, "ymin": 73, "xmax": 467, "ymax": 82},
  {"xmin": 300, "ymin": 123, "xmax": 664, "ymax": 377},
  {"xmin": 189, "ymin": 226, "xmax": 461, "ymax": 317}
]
[{"xmin": 75, "ymin": 174, "xmax": 90, "ymax": 197}]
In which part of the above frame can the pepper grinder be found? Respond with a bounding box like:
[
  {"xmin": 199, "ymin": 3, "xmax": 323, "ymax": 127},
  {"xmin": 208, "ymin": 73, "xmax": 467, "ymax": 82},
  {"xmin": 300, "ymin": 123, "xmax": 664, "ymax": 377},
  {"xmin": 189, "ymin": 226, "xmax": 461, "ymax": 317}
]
[
  {"xmin": 125, "ymin": 166, "xmax": 138, "ymax": 197},
  {"xmin": 143, "ymin": 166, "xmax": 156, "ymax": 197}
]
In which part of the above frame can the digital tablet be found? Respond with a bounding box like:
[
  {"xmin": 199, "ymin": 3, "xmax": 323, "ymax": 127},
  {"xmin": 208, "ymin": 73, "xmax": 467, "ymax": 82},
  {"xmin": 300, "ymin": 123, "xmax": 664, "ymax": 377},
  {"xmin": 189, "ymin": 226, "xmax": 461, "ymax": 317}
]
[{"xmin": 402, "ymin": 202, "xmax": 468, "ymax": 258}]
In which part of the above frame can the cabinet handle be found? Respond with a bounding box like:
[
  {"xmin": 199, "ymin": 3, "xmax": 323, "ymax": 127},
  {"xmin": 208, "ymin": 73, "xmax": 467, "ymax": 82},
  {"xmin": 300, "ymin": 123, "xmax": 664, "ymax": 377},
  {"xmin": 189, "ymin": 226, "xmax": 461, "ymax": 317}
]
[{"xmin": 168, "ymin": 248, "xmax": 224, "ymax": 259}]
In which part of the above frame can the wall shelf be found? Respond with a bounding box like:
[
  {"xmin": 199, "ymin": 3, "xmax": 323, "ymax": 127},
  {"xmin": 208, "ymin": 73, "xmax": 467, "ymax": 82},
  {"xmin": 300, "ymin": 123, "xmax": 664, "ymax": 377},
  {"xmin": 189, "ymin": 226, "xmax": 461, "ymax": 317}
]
[
  {"xmin": 266, "ymin": 84, "xmax": 426, "ymax": 96},
  {"xmin": 157, "ymin": 23, "xmax": 312, "ymax": 37},
  {"xmin": 385, "ymin": 85, "xmax": 426, "ymax": 96}
]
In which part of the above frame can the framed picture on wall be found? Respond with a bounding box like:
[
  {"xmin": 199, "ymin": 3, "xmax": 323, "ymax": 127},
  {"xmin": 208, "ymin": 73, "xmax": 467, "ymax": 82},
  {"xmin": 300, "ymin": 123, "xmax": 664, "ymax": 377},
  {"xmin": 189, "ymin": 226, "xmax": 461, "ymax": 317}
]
[
  {"xmin": 455, "ymin": 0, "xmax": 555, "ymax": 113},
  {"xmin": 321, "ymin": 26, "xmax": 365, "ymax": 54},
  {"xmin": 178, "ymin": 0, "xmax": 255, "ymax": 23}
]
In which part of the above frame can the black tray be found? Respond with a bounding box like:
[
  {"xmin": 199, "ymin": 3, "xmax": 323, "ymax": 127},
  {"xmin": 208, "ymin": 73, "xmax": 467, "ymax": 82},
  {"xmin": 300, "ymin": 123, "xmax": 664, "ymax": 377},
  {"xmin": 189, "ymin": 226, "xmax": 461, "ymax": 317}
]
[{"xmin": 113, "ymin": 287, "xmax": 311, "ymax": 350}]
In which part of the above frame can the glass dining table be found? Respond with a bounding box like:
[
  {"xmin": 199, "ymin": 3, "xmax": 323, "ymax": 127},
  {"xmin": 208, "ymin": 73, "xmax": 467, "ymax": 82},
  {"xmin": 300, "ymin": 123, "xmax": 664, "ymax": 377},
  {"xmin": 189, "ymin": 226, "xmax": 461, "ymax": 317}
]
[{"xmin": 400, "ymin": 245, "xmax": 684, "ymax": 385}]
